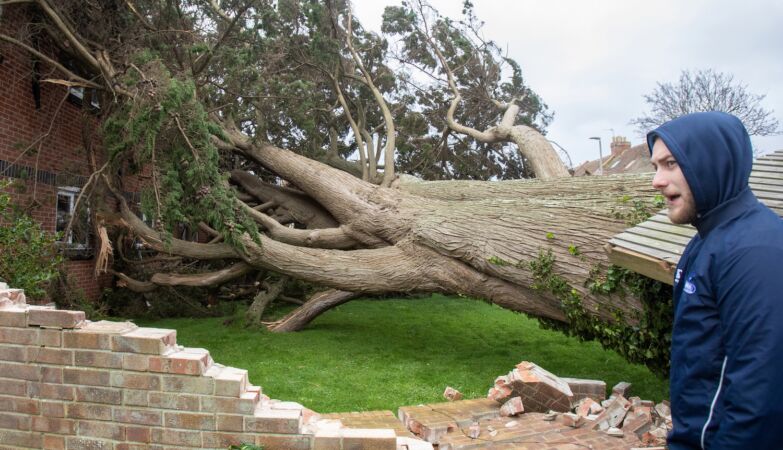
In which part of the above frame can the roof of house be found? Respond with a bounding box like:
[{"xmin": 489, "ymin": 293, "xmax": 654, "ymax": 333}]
[
  {"xmin": 574, "ymin": 144, "xmax": 651, "ymax": 176},
  {"xmin": 605, "ymin": 149, "xmax": 783, "ymax": 284}
]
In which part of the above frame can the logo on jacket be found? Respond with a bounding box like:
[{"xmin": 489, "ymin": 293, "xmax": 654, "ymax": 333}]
[
  {"xmin": 684, "ymin": 276, "xmax": 696, "ymax": 294},
  {"xmin": 675, "ymin": 269, "xmax": 682, "ymax": 285}
]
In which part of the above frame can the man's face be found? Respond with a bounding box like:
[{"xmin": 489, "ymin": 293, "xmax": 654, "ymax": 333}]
[{"xmin": 651, "ymin": 139, "xmax": 697, "ymax": 224}]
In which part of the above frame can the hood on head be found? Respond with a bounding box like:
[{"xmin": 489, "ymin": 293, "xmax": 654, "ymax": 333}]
[{"xmin": 646, "ymin": 111, "xmax": 753, "ymax": 216}]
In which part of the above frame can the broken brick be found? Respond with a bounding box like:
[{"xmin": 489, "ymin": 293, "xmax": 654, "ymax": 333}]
[
  {"xmin": 575, "ymin": 397, "xmax": 602, "ymax": 417},
  {"xmin": 558, "ymin": 412, "xmax": 584, "ymax": 428},
  {"xmin": 591, "ymin": 395, "xmax": 631, "ymax": 431},
  {"xmin": 611, "ymin": 381, "xmax": 632, "ymax": 397},
  {"xmin": 499, "ymin": 396, "xmax": 524, "ymax": 417},
  {"xmin": 443, "ymin": 386, "xmax": 462, "ymax": 401},
  {"xmin": 490, "ymin": 361, "xmax": 573, "ymax": 413}
]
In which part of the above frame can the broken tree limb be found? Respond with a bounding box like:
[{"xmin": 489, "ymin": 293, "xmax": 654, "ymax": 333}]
[
  {"xmin": 267, "ymin": 289, "xmax": 360, "ymax": 332},
  {"xmin": 150, "ymin": 262, "xmax": 253, "ymax": 287},
  {"xmin": 245, "ymin": 277, "xmax": 288, "ymax": 327}
]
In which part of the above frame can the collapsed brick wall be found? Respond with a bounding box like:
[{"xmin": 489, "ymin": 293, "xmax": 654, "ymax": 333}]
[{"xmin": 0, "ymin": 295, "xmax": 400, "ymax": 449}]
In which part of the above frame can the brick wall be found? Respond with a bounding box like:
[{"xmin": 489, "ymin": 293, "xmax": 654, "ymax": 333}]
[
  {"xmin": 0, "ymin": 293, "xmax": 399, "ymax": 450},
  {"xmin": 0, "ymin": 5, "xmax": 143, "ymax": 303}
]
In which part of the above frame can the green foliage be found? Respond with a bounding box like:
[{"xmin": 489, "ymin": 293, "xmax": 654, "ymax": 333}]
[
  {"xmin": 530, "ymin": 248, "xmax": 673, "ymax": 377},
  {"xmin": 228, "ymin": 444, "xmax": 263, "ymax": 450},
  {"xmin": 137, "ymin": 295, "xmax": 668, "ymax": 413},
  {"xmin": 612, "ymin": 194, "xmax": 666, "ymax": 226},
  {"xmin": 486, "ymin": 255, "xmax": 512, "ymax": 266},
  {"xmin": 0, "ymin": 180, "xmax": 63, "ymax": 299},
  {"xmin": 545, "ymin": 232, "xmax": 555, "ymax": 240},
  {"xmin": 102, "ymin": 59, "xmax": 258, "ymax": 248}
]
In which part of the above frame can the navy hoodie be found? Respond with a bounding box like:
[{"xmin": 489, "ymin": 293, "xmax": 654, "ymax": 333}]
[{"xmin": 647, "ymin": 112, "xmax": 783, "ymax": 449}]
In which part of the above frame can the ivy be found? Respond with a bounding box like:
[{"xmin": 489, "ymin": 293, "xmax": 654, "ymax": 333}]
[
  {"xmin": 612, "ymin": 194, "xmax": 666, "ymax": 226},
  {"xmin": 529, "ymin": 248, "xmax": 673, "ymax": 377}
]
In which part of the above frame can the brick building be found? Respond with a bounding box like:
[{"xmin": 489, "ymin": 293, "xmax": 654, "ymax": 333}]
[{"xmin": 0, "ymin": 5, "xmax": 140, "ymax": 303}]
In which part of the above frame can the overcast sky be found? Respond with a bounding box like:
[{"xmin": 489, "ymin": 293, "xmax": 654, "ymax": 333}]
[{"xmin": 354, "ymin": 0, "xmax": 783, "ymax": 166}]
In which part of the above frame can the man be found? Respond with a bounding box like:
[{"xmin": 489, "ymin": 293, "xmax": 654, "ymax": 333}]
[{"xmin": 648, "ymin": 111, "xmax": 783, "ymax": 449}]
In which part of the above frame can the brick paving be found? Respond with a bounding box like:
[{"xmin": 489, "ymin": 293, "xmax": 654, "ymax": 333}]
[
  {"xmin": 322, "ymin": 410, "xmax": 414, "ymax": 437},
  {"xmin": 398, "ymin": 399, "xmax": 648, "ymax": 449}
]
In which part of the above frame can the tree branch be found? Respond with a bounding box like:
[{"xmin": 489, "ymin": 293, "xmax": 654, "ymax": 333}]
[{"xmin": 345, "ymin": 6, "xmax": 396, "ymax": 186}]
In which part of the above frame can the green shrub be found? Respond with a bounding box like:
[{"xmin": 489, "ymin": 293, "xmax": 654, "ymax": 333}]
[{"xmin": 0, "ymin": 180, "xmax": 63, "ymax": 299}]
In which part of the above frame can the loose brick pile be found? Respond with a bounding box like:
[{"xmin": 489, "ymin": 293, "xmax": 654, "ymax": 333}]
[
  {"xmin": 0, "ymin": 288, "xmax": 407, "ymax": 449},
  {"xmin": 396, "ymin": 361, "xmax": 670, "ymax": 449}
]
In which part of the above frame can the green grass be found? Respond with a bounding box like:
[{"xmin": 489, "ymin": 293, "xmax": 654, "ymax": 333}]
[{"xmin": 134, "ymin": 294, "xmax": 669, "ymax": 413}]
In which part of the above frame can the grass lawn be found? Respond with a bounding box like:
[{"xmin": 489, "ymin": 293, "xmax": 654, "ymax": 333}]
[{"xmin": 135, "ymin": 294, "xmax": 669, "ymax": 413}]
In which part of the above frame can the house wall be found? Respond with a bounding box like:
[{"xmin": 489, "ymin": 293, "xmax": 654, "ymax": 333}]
[{"xmin": 0, "ymin": 5, "xmax": 134, "ymax": 303}]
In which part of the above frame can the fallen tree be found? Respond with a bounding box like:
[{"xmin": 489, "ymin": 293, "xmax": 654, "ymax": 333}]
[{"xmin": 2, "ymin": 0, "xmax": 671, "ymax": 373}]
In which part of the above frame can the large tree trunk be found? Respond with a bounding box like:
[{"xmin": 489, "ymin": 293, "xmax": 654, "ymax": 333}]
[{"xmin": 121, "ymin": 135, "xmax": 656, "ymax": 326}]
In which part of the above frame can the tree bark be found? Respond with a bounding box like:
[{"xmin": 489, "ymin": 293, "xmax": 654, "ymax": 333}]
[
  {"xmin": 267, "ymin": 289, "xmax": 360, "ymax": 332},
  {"xmin": 245, "ymin": 277, "xmax": 288, "ymax": 327}
]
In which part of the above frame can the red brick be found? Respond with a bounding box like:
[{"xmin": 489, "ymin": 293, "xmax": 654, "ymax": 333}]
[
  {"xmin": 110, "ymin": 372, "xmax": 161, "ymax": 390},
  {"xmin": 0, "ymin": 429, "xmax": 42, "ymax": 447},
  {"xmin": 256, "ymin": 434, "xmax": 313, "ymax": 450},
  {"xmin": 341, "ymin": 428, "xmax": 396, "ymax": 450},
  {"xmin": 122, "ymin": 354, "xmax": 150, "ymax": 371},
  {"xmin": 148, "ymin": 392, "xmax": 199, "ymax": 410},
  {"xmin": 216, "ymin": 414, "xmax": 244, "ymax": 432},
  {"xmin": 163, "ymin": 411, "xmax": 215, "ymax": 430},
  {"xmin": 63, "ymin": 368, "xmax": 111, "ymax": 386},
  {"xmin": 42, "ymin": 366, "xmax": 64, "ymax": 383},
  {"xmin": 113, "ymin": 408, "xmax": 162, "ymax": 426},
  {"xmin": 41, "ymin": 401, "xmax": 66, "ymax": 418},
  {"xmin": 210, "ymin": 366, "xmax": 248, "ymax": 397},
  {"xmin": 202, "ymin": 432, "xmax": 257, "ymax": 448},
  {"xmin": 200, "ymin": 394, "xmax": 257, "ymax": 415},
  {"xmin": 74, "ymin": 350, "xmax": 123, "ymax": 368},
  {"xmin": 125, "ymin": 426, "xmax": 150, "ymax": 443},
  {"xmin": 65, "ymin": 436, "xmax": 113, "ymax": 449},
  {"xmin": 66, "ymin": 403, "xmax": 112, "ymax": 421},
  {"xmin": 149, "ymin": 428, "xmax": 201, "ymax": 447},
  {"xmin": 28, "ymin": 347, "xmax": 74, "ymax": 365},
  {"xmin": 0, "ymin": 361, "xmax": 39, "ymax": 380},
  {"xmin": 31, "ymin": 416, "xmax": 76, "ymax": 434},
  {"xmin": 0, "ymin": 395, "xmax": 40, "ymax": 414},
  {"xmin": 40, "ymin": 328, "xmax": 62, "ymax": 347},
  {"xmin": 0, "ymin": 346, "xmax": 26, "ymax": 362},
  {"xmin": 28, "ymin": 382, "xmax": 75, "ymax": 401},
  {"xmin": 149, "ymin": 349, "xmax": 209, "ymax": 375},
  {"xmin": 0, "ymin": 327, "xmax": 38, "ymax": 345},
  {"xmin": 77, "ymin": 419, "xmax": 125, "ymax": 440},
  {"xmin": 245, "ymin": 408, "xmax": 302, "ymax": 434},
  {"xmin": 112, "ymin": 328, "xmax": 176, "ymax": 354},
  {"xmin": 28, "ymin": 308, "xmax": 85, "ymax": 328},
  {"xmin": 161, "ymin": 375, "xmax": 213, "ymax": 395},
  {"xmin": 63, "ymin": 330, "xmax": 113, "ymax": 350},
  {"xmin": 0, "ymin": 378, "xmax": 27, "ymax": 396},
  {"xmin": 0, "ymin": 412, "xmax": 31, "ymax": 430},
  {"xmin": 74, "ymin": 386, "xmax": 123, "ymax": 404},
  {"xmin": 122, "ymin": 389, "xmax": 149, "ymax": 407},
  {"xmin": 42, "ymin": 434, "xmax": 65, "ymax": 450},
  {"xmin": 0, "ymin": 307, "xmax": 27, "ymax": 327}
]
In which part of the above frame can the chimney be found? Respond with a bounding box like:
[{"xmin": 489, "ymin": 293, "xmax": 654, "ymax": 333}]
[{"xmin": 611, "ymin": 136, "xmax": 630, "ymax": 157}]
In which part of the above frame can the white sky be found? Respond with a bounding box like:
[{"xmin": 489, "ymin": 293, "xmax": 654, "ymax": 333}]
[{"xmin": 354, "ymin": 0, "xmax": 783, "ymax": 166}]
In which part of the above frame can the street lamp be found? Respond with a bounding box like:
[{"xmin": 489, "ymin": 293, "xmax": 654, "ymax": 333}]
[{"xmin": 589, "ymin": 136, "xmax": 603, "ymax": 175}]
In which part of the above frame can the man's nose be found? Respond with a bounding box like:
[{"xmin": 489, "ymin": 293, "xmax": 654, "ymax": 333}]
[{"xmin": 652, "ymin": 170, "xmax": 667, "ymax": 189}]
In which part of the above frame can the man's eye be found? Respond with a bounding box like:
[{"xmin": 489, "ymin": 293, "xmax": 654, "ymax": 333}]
[{"xmin": 666, "ymin": 160, "xmax": 677, "ymax": 168}]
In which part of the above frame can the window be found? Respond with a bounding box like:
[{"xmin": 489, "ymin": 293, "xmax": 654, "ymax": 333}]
[
  {"xmin": 67, "ymin": 86, "xmax": 100, "ymax": 110},
  {"xmin": 56, "ymin": 187, "xmax": 92, "ymax": 255}
]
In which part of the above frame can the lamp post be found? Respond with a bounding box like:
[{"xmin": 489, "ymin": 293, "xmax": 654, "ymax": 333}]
[{"xmin": 589, "ymin": 136, "xmax": 603, "ymax": 175}]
